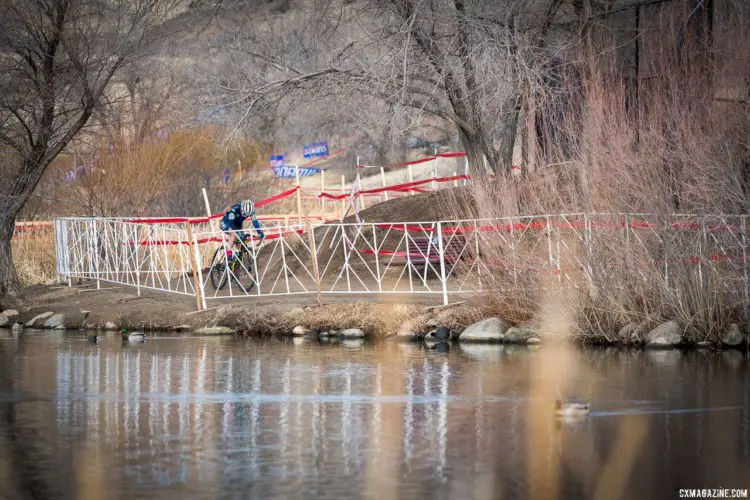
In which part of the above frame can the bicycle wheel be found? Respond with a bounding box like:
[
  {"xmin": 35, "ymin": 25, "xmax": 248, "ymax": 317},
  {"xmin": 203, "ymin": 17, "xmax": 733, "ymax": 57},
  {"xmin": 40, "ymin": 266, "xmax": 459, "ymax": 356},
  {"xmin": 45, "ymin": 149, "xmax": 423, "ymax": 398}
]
[
  {"xmin": 230, "ymin": 250, "xmax": 256, "ymax": 293},
  {"xmin": 209, "ymin": 247, "xmax": 230, "ymax": 290}
]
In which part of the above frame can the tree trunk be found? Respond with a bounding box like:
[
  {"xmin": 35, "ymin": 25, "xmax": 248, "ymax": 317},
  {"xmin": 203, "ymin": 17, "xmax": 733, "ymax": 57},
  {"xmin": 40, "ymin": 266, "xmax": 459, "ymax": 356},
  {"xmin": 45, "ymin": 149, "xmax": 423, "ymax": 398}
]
[
  {"xmin": 494, "ymin": 97, "xmax": 522, "ymax": 176},
  {"xmin": 458, "ymin": 128, "xmax": 489, "ymax": 177},
  {"xmin": 0, "ymin": 155, "xmax": 56, "ymax": 298},
  {"xmin": 0, "ymin": 212, "xmax": 20, "ymax": 298}
]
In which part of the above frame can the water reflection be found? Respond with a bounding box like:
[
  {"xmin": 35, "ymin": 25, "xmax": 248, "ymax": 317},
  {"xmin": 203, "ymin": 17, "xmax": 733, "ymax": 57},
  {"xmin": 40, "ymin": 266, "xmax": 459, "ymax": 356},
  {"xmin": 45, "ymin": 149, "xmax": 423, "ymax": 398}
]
[{"xmin": 0, "ymin": 333, "xmax": 748, "ymax": 499}]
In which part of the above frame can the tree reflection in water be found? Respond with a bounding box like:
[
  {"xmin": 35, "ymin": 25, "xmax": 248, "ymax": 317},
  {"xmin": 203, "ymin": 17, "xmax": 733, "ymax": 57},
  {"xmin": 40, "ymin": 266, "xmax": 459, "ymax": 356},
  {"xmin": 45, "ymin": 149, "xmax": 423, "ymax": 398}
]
[{"xmin": 0, "ymin": 333, "xmax": 748, "ymax": 499}]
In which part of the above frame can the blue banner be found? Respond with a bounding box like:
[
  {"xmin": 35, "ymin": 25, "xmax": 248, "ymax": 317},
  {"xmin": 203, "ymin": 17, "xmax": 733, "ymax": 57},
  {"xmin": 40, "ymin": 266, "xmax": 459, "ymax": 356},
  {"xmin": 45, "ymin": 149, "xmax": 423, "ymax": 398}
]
[
  {"xmin": 269, "ymin": 155, "xmax": 284, "ymax": 168},
  {"xmin": 303, "ymin": 142, "xmax": 328, "ymax": 159},
  {"xmin": 273, "ymin": 166, "xmax": 323, "ymax": 178}
]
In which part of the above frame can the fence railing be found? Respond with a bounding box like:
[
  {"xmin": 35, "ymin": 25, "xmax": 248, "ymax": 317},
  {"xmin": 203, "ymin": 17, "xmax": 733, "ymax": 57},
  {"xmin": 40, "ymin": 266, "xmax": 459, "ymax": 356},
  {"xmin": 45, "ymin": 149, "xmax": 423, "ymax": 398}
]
[{"xmin": 54, "ymin": 213, "xmax": 750, "ymax": 311}]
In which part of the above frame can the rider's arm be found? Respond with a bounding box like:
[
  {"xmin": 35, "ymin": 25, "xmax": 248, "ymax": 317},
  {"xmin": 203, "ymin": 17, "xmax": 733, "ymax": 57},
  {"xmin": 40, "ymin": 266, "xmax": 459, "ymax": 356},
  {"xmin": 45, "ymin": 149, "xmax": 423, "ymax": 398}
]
[{"xmin": 251, "ymin": 213, "xmax": 264, "ymax": 239}]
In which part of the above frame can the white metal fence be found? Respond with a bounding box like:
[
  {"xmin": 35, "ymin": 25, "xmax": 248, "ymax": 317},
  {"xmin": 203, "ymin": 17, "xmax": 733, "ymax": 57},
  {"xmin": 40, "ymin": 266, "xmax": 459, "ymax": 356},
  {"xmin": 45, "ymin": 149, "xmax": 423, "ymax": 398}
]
[{"xmin": 54, "ymin": 214, "xmax": 750, "ymax": 310}]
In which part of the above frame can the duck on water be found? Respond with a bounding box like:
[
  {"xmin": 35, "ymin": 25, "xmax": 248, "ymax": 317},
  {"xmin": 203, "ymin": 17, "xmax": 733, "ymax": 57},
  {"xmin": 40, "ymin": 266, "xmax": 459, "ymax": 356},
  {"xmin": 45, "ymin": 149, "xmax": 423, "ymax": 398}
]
[
  {"xmin": 555, "ymin": 400, "xmax": 591, "ymax": 417},
  {"xmin": 121, "ymin": 328, "xmax": 146, "ymax": 343}
]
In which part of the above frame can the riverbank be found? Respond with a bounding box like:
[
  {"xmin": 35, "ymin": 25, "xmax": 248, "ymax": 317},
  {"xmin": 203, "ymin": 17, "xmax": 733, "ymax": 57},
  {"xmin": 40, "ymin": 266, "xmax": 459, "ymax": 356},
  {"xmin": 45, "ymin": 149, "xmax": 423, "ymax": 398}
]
[
  {"xmin": 0, "ymin": 283, "xmax": 458, "ymax": 337},
  {"xmin": 1, "ymin": 284, "xmax": 748, "ymax": 349}
]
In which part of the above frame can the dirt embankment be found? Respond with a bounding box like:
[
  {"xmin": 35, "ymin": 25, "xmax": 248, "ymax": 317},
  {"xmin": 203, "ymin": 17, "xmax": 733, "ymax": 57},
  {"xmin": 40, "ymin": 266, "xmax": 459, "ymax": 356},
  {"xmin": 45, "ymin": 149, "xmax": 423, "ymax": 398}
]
[
  {"xmin": 257, "ymin": 187, "xmax": 478, "ymax": 280},
  {"xmin": 2, "ymin": 284, "xmax": 476, "ymax": 337}
]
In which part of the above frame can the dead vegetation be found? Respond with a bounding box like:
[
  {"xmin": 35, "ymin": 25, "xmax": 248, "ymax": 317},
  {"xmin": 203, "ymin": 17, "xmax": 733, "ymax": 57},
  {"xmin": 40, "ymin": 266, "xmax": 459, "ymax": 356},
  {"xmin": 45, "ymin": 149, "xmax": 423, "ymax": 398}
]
[
  {"xmin": 12, "ymin": 229, "xmax": 57, "ymax": 287},
  {"xmin": 200, "ymin": 293, "xmax": 534, "ymax": 338},
  {"xmin": 455, "ymin": 14, "xmax": 750, "ymax": 344}
]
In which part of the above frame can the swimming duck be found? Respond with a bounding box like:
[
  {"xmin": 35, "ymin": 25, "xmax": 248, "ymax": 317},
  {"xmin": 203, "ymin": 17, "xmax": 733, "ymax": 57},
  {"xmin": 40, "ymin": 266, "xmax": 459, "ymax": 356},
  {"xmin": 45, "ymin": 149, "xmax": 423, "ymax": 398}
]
[
  {"xmin": 432, "ymin": 326, "xmax": 451, "ymax": 341},
  {"xmin": 121, "ymin": 328, "xmax": 146, "ymax": 342},
  {"xmin": 11, "ymin": 321, "xmax": 23, "ymax": 334},
  {"xmin": 554, "ymin": 400, "xmax": 590, "ymax": 417}
]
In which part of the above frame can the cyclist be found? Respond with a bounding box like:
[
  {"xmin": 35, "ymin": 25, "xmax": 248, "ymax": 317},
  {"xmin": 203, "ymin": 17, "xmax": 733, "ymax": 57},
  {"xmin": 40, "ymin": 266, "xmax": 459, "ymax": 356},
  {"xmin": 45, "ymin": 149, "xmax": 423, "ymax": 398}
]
[{"xmin": 219, "ymin": 199, "xmax": 264, "ymax": 261}]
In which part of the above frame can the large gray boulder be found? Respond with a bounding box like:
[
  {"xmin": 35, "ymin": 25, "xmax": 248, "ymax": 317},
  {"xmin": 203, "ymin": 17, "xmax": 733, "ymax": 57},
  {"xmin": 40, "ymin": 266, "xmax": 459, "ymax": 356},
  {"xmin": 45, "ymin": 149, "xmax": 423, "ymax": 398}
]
[
  {"xmin": 504, "ymin": 323, "xmax": 539, "ymax": 344},
  {"xmin": 2, "ymin": 309, "xmax": 19, "ymax": 321},
  {"xmin": 195, "ymin": 326, "xmax": 235, "ymax": 335},
  {"xmin": 721, "ymin": 324, "xmax": 744, "ymax": 347},
  {"xmin": 645, "ymin": 321, "xmax": 683, "ymax": 348},
  {"xmin": 340, "ymin": 328, "xmax": 365, "ymax": 339},
  {"xmin": 618, "ymin": 322, "xmax": 646, "ymax": 343},
  {"xmin": 292, "ymin": 325, "xmax": 311, "ymax": 336},
  {"xmin": 459, "ymin": 317, "xmax": 506, "ymax": 343},
  {"xmin": 0, "ymin": 313, "xmax": 9, "ymax": 328},
  {"xmin": 43, "ymin": 314, "xmax": 66, "ymax": 330},
  {"xmin": 27, "ymin": 311, "xmax": 54, "ymax": 328}
]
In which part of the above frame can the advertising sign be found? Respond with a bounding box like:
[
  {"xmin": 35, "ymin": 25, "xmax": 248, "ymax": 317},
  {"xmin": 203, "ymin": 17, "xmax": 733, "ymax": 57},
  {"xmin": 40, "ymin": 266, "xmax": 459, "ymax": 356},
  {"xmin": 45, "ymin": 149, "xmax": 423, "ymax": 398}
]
[
  {"xmin": 269, "ymin": 155, "xmax": 284, "ymax": 168},
  {"xmin": 272, "ymin": 166, "xmax": 323, "ymax": 178},
  {"xmin": 303, "ymin": 142, "xmax": 329, "ymax": 159}
]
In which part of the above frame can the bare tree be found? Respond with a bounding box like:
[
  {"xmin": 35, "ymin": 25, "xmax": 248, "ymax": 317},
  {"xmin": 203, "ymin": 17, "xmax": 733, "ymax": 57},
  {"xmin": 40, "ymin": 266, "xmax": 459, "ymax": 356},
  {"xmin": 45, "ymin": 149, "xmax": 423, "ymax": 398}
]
[
  {"xmin": 0, "ymin": 0, "xmax": 188, "ymax": 297},
  {"xmin": 213, "ymin": 0, "xmax": 578, "ymax": 176}
]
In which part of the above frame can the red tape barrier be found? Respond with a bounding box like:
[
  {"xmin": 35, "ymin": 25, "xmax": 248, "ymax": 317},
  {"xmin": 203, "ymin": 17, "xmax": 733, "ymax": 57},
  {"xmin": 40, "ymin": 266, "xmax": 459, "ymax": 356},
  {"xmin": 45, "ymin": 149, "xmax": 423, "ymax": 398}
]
[
  {"xmin": 357, "ymin": 247, "xmax": 746, "ymax": 272},
  {"xmin": 14, "ymin": 223, "xmax": 54, "ymax": 232},
  {"xmin": 126, "ymin": 228, "xmax": 306, "ymax": 246},
  {"xmin": 316, "ymin": 175, "xmax": 470, "ymax": 201},
  {"xmin": 123, "ymin": 187, "xmax": 301, "ymax": 225},
  {"xmin": 359, "ymin": 151, "xmax": 467, "ymax": 169}
]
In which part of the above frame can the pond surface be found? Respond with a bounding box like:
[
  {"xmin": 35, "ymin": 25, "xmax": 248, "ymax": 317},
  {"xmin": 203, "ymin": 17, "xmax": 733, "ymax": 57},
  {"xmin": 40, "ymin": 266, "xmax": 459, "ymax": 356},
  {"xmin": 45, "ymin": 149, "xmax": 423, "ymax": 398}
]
[{"xmin": 0, "ymin": 331, "xmax": 748, "ymax": 499}]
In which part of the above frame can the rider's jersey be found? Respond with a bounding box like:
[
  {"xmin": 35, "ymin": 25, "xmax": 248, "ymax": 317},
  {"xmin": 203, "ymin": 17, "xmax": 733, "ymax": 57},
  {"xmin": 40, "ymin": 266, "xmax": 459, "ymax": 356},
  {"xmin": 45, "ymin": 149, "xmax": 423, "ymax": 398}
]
[{"xmin": 219, "ymin": 204, "xmax": 264, "ymax": 239}]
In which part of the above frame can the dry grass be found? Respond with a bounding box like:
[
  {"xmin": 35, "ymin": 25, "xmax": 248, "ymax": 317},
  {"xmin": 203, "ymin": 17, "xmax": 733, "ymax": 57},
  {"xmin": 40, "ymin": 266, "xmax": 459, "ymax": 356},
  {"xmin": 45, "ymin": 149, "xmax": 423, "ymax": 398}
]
[
  {"xmin": 197, "ymin": 296, "xmax": 535, "ymax": 337},
  {"xmin": 12, "ymin": 231, "xmax": 57, "ymax": 286},
  {"xmin": 25, "ymin": 125, "xmax": 271, "ymax": 219},
  {"xmin": 200, "ymin": 293, "xmax": 544, "ymax": 338},
  {"xmin": 203, "ymin": 301, "xmax": 424, "ymax": 336}
]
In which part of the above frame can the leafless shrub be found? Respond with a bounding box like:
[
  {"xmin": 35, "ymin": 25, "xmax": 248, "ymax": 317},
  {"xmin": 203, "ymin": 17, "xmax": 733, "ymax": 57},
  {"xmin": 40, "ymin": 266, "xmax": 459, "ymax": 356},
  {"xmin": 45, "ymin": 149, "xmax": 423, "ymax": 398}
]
[{"xmin": 463, "ymin": 9, "xmax": 750, "ymax": 342}]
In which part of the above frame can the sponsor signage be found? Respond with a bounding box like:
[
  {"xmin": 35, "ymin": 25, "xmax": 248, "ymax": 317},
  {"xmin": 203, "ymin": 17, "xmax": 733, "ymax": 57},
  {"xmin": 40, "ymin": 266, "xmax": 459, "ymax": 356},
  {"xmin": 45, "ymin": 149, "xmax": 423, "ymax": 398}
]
[
  {"xmin": 273, "ymin": 165, "xmax": 323, "ymax": 178},
  {"xmin": 269, "ymin": 155, "xmax": 284, "ymax": 168},
  {"xmin": 303, "ymin": 141, "xmax": 329, "ymax": 159}
]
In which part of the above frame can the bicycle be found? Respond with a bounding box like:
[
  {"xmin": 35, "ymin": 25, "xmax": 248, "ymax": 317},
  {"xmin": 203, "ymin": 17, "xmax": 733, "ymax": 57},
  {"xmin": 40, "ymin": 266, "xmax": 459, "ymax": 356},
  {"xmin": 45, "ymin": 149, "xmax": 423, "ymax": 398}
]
[{"xmin": 208, "ymin": 234, "xmax": 259, "ymax": 292}]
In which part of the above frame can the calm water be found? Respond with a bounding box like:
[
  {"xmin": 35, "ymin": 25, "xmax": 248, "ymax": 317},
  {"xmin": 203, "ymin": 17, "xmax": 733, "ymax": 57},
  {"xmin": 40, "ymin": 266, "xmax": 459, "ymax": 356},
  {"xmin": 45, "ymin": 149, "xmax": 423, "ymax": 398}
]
[{"xmin": 0, "ymin": 331, "xmax": 748, "ymax": 500}]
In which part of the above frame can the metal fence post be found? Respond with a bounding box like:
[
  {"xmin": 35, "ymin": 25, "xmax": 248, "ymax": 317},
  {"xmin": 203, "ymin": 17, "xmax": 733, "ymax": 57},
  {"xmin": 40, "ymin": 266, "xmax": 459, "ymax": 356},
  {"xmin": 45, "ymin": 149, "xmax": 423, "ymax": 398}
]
[
  {"xmin": 404, "ymin": 223, "xmax": 414, "ymax": 292},
  {"xmin": 190, "ymin": 225, "xmax": 207, "ymax": 311},
  {"xmin": 185, "ymin": 221, "xmax": 203, "ymax": 311},
  {"xmin": 54, "ymin": 219, "xmax": 65, "ymax": 284},
  {"xmin": 474, "ymin": 220, "xmax": 483, "ymax": 291},
  {"xmin": 55, "ymin": 219, "xmax": 62, "ymax": 283},
  {"xmin": 437, "ymin": 221, "xmax": 449, "ymax": 305},
  {"xmin": 132, "ymin": 224, "xmax": 141, "ymax": 296},
  {"xmin": 94, "ymin": 220, "xmax": 101, "ymax": 289},
  {"xmin": 65, "ymin": 221, "xmax": 71, "ymax": 287},
  {"xmin": 305, "ymin": 217, "xmax": 323, "ymax": 306},
  {"xmin": 372, "ymin": 223, "xmax": 382, "ymax": 293}
]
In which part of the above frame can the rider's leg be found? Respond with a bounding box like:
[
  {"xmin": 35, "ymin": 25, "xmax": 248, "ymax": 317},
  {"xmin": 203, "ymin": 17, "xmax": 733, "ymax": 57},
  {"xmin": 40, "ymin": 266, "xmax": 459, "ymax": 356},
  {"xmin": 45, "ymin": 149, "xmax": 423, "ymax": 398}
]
[{"xmin": 223, "ymin": 232, "xmax": 238, "ymax": 259}]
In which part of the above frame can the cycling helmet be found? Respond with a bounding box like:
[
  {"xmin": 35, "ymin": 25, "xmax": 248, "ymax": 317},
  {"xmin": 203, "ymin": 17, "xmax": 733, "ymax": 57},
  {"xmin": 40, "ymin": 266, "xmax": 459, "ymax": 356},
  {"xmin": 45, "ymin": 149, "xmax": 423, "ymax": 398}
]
[{"xmin": 240, "ymin": 199, "xmax": 255, "ymax": 217}]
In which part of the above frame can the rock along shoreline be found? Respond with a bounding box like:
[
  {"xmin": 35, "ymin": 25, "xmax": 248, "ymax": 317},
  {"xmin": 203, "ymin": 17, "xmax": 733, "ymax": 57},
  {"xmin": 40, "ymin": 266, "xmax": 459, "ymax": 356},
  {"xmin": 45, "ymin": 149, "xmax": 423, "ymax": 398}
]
[
  {"xmin": 2, "ymin": 305, "xmax": 747, "ymax": 350},
  {"xmin": 1, "ymin": 285, "xmax": 747, "ymax": 349}
]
